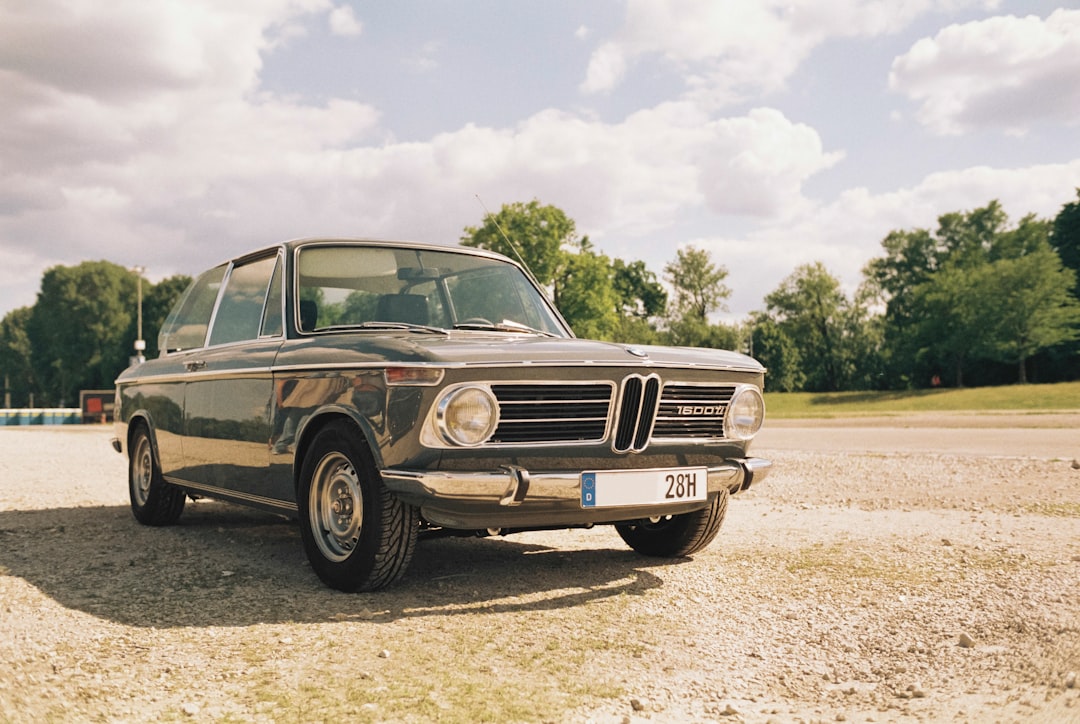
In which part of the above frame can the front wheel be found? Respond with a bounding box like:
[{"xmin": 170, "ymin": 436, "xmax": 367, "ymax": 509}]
[
  {"xmin": 128, "ymin": 425, "xmax": 186, "ymax": 526},
  {"xmin": 297, "ymin": 420, "xmax": 418, "ymax": 591},
  {"xmin": 616, "ymin": 488, "xmax": 728, "ymax": 557}
]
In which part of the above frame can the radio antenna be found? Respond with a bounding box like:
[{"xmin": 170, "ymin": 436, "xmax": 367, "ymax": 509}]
[{"xmin": 474, "ymin": 194, "xmax": 535, "ymax": 276}]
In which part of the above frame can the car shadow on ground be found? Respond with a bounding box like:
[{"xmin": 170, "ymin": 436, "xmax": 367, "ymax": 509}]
[{"xmin": 0, "ymin": 500, "xmax": 677, "ymax": 628}]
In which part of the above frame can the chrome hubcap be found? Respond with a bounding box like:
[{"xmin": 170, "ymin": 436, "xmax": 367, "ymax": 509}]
[
  {"xmin": 310, "ymin": 452, "xmax": 363, "ymax": 562},
  {"xmin": 132, "ymin": 437, "xmax": 153, "ymax": 506}
]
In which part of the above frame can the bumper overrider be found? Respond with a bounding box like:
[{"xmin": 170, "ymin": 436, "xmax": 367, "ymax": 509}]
[{"xmin": 382, "ymin": 456, "xmax": 772, "ymax": 530}]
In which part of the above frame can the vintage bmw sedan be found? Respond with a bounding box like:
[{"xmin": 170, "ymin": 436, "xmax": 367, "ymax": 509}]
[{"xmin": 113, "ymin": 239, "xmax": 771, "ymax": 591}]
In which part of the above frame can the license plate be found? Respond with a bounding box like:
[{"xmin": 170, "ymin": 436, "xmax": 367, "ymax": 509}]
[{"xmin": 580, "ymin": 467, "xmax": 707, "ymax": 508}]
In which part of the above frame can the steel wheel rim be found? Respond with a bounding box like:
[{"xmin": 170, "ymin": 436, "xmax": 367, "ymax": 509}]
[
  {"xmin": 132, "ymin": 436, "xmax": 153, "ymax": 507},
  {"xmin": 309, "ymin": 452, "xmax": 363, "ymax": 562}
]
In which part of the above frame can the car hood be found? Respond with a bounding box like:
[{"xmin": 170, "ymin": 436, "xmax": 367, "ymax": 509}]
[{"xmin": 276, "ymin": 331, "xmax": 764, "ymax": 373}]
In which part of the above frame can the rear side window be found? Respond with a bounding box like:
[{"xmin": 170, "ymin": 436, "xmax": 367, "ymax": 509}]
[
  {"xmin": 158, "ymin": 265, "xmax": 227, "ymax": 353},
  {"xmin": 260, "ymin": 255, "xmax": 284, "ymax": 337},
  {"xmin": 209, "ymin": 255, "xmax": 279, "ymax": 347}
]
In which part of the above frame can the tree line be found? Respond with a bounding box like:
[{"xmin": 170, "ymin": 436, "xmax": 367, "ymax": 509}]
[{"xmin": 2, "ymin": 193, "xmax": 1078, "ymax": 406}]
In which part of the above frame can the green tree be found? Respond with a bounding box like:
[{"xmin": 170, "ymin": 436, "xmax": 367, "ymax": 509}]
[
  {"xmin": 764, "ymin": 262, "xmax": 859, "ymax": 392},
  {"xmin": 28, "ymin": 261, "xmax": 138, "ymax": 406},
  {"xmin": 935, "ymin": 200, "xmax": 1007, "ymax": 267},
  {"xmin": 660, "ymin": 246, "xmax": 733, "ymax": 349},
  {"xmin": 1051, "ymin": 188, "xmax": 1080, "ymax": 289},
  {"xmin": 0, "ymin": 307, "xmax": 34, "ymax": 406},
  {"xmin": 462, "ymin": 199, "xmax": 664, "ymax": 341},
  {"xmin": 556, "ymin": 241, "xmax": 622, "ymax": 340},
  {"xmin": 863, "ymin": 200, "xmax": 1075, "ymax": 387},
  {"xmin": 908, "ymin": 263, "xmax": 982, "ymax": 387},
  {"xmin": 613, "ymin": 258, "xmax": 666, "ymax": 320},
  {"xmin": 663, "ymin": 246, "xmax": 730, "ymax": 322},
  {"xmin": 970, "ymin": 245, "xmax": 1080, "ymax": 383},
  {"xmin": 461, "ymin": 199, "xmax": 575, "ymax": 288},
  {"xmin": 608, "ymin": 258, "xmax": 666, "ymax": 344},
  {"xmin": 749, "ymin": 315, "xmax": 804, "ymax": 392}
]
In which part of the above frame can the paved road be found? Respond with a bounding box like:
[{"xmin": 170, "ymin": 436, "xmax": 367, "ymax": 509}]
[{"xmin": 756, "ymin": 416, "xmax": 1079, "ymax": 460}]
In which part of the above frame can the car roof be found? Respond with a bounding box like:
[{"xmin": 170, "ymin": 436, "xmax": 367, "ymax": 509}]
[
  {"xmin": 218, "ymin": 238, "xmax": 520, "ymax": 271},
  {"xmin": 282, "ymin": 238, "xmax": 517, "ymax": 264}
]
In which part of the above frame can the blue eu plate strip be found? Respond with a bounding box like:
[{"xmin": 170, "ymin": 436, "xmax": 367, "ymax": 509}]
[{"xmin": 581, "ymin": 472, "xmax": 596, "ymax": 508}]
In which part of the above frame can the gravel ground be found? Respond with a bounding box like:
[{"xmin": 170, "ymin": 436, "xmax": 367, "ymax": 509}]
[{"xmin": 1, "ymin": 421, "xmax": 1078, "ymax": 723}]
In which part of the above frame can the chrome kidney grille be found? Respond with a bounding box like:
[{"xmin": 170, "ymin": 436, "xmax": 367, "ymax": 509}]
[
  {"xmin": 612, "ymin": 374, "xmax": 661, "ymax": 453},
  {"xmin": 487, "ymin": 378, "xmax": 736, "ymax": 450}
]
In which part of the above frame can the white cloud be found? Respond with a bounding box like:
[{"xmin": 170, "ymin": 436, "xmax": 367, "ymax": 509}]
[
  {"xmin": 0, "ymin": 0, "xmax": 1075, "ymax": 325},
  {"xmin": 0, "ymin": 26, "xmax": 840, "ymax": 308},
  {"xmin": 328, "ymin": 4, "xmax": 362, "ymax": 37},
  {"xmin": 701, "ymin": 158, "xmax": 1080, "ymax": 315},
  {"xmin": 405, "ymin": 41, "xmax": 442, "ymax": 73},
  {"xmin": 579, "ymin": 0, "xmax": 997, "ymax": 105},
  {"xmin": 890, "ymin": 8, "xmax": 1080, "ymax": 134},
  {"xmin": 580, "ymin": 42, "xmax": 626, "ymax": 93}
]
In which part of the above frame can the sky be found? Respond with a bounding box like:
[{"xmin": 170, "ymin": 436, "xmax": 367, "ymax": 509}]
[{"xmin": 2, "ymin": 0, "xmax": 1079, "ymax": 321}]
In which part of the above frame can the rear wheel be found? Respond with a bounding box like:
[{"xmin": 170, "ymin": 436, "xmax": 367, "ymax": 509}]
[
  {"xmin": 616, "ymin": 488, "xmax": 728, "ymax": 557},
  {"xmin": 128, "ymin": 425, "xmax": 186, "ymax": 526},
  {"xmin": 297, "ymin": 420, "xmax": 418, "ymax": 591}
]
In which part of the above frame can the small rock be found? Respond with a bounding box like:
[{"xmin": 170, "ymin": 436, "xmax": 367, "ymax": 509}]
[
  {"xmin": 958, "ymin": 632, "xmax": 976, "ymax": 648},
  {"xmin": 377, "ymin": 649, "xmax": 391, "ymax": 659},
  {"xmin": 721, "ymin": 703, "xmax": 740, "ymax": 716},
  {"xmin": 1071, "ymin": 459, "xmax": 1080, "ymax": 470},
  {"xmin": 181, "ymin": 702, "xmax": 200, "ymax": 717},
  {"xmin": 630, "ymin": 697, "xmax": 647, "ymax": 712},
  {"xmin": 1065, "ymin": 671, "xmax": 1076, "ymax": 689},
  {"xmin": 941, "ymin": 538, "xmax": 952, "ymax": 546}
]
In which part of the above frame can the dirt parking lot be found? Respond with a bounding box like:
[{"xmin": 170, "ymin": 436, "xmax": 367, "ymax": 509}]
[{"xmin": 1, "ymin": 419, "xmax": 1078, "ymax": 723}]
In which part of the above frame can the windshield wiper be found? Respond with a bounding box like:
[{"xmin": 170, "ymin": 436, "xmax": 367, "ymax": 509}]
[
  {"xmin": 321, "ymin": 321, "xmax": 450, "ymax": 335},
  {"xmin": 452, "ymin": 319, "xmax": 559, "ymax": 337}
]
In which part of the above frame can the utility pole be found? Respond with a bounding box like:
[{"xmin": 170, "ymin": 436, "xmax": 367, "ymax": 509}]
[{"xmin": 131, "ymin": 266, "xmax": 146, "ymax": 364}]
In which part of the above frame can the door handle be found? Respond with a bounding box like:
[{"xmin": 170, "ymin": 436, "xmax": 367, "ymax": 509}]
[{"xmin": 184, "ymin": 359, "xmax": 206, "ymax": 372}]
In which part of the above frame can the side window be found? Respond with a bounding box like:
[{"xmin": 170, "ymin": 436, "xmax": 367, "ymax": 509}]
[
  {"xmin": 158, "ymin": 265, "xmax": 227, "ymax": 353},
  {"xmin": 208, "ymin": 255, "xmax": 278, "ymax": 347},
  {"xmin": 260, "ymin": 255, "xmax": 283, "ymax": 337}
]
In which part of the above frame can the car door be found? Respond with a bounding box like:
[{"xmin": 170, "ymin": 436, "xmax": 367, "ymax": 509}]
[
  {"xmin": 149, "ymin": 263, "xmax": 229, "ymax": 480},
  {"xmin": 181, "ymin": 252, "xmax": 285, "ymax": 505}
]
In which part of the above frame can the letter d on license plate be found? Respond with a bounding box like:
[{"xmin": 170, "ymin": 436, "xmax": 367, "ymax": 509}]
[{"xmin": 581, "ymin": 467, "xmax": 707, "ymax": 508}]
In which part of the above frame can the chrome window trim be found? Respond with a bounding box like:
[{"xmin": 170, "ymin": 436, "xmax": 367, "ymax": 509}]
[
  {"xmin": 288, "ymin": 240, "xmax": 574, "ymax": 338},
  {"xmin": 163, "ymin": 477, "xmax": 297, "ymax": 513},
  {"xmin": 257, "ymin": 249, "xmax": 287, "ymax": 340},
  {"xmin": 206, "ymin": 251, "xmax": 283, "ymax": 349}
]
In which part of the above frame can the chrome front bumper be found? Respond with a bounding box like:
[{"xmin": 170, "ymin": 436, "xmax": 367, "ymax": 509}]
[{"xmin": 382, "ymin": 457, "xmax": 771, "ymax": 530}]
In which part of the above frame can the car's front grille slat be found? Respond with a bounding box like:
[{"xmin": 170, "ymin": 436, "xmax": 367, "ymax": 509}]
[
  {"xmin": 491, "ymin": 384, "xmax": 612, "ymax": 444},
  {"xmin": 652, "ymin": 384, "xmax": 735, "ymax": 439}
]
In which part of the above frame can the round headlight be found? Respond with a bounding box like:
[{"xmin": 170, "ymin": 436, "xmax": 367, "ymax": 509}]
[
  {"xmin": 725, "ymin": 386, "xmax": 765, "ymax": 440},
  {"xmin": 437, "ymin": 386, "xmax": 499, "ymax": 446}
]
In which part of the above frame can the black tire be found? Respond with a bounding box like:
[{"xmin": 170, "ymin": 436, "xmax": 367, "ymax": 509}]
[
  {"xmin": 128, "ymin": 424, "xmax": 186, "ymax": 526},
  {"xmin": 297, "ymin": 420, "xmax": 418, "ymax": 592},
  {"xmin": 615, "ymin": 488, "xmax": 728, "ymax": 557}
]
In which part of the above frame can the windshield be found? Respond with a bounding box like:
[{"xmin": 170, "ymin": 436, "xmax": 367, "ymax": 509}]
[{"xmin": 295, "ymin": 245, "xmax": 569, "ymax": 337}]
